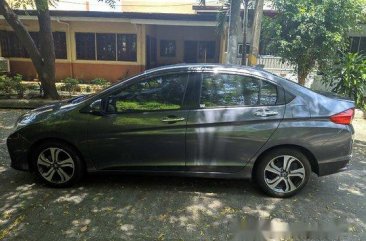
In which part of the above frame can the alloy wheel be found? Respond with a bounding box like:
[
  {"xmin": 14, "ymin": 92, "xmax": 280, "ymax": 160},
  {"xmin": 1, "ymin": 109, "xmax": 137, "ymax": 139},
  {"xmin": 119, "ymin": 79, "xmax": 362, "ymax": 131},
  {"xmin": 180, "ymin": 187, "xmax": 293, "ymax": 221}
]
[
  {"xmin": 37, "ymin": 147, "xmax": 75, "ymax": 184},
  {"xmin": 264, "ymin": 155, "xmax": 306, "ymax": 193}
]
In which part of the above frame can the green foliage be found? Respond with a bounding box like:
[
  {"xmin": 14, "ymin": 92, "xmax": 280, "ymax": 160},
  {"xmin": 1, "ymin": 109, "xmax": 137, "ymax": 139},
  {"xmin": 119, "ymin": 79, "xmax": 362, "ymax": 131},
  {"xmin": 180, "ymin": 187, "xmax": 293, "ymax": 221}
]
[
  {"xmin": 262, "ymin": 0, "xmax": 362, "ymax": 84},
  {"xmin": 0, "ymin": 75, "xmax": 13, "ymax": 96},
  {"xmin": 62, "ymin": 77, "xmax": 80, "ymax": 96},
  {"xmin": 12, "ymin": 74, "xmax": 26, "ymax": 98},
  {"xmin": 0, "ymin": 74, "xmax": 26, "ymax": 98},
  {"xmin": 360, "ymin": 0, "xmax": 366, "ymax": 23},
  {"xmin": 90, "ymin": 78, "xmax": 110, "ymax": 89},
  {"xmin": 322, "ymin": 52, "xmax": 366, "ymax": 109}
]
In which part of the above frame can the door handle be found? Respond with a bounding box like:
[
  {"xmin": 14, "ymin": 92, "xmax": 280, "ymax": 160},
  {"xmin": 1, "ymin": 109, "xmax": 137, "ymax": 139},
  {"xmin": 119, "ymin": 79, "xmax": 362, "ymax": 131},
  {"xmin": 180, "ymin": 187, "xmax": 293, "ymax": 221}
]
[
  {"xmin": 161, "ymin": 116, "xmax": 185, "ymax": 123},
  {"xmin": 254, "ymin": 109, "xmax": 279, "ymax": 117}
]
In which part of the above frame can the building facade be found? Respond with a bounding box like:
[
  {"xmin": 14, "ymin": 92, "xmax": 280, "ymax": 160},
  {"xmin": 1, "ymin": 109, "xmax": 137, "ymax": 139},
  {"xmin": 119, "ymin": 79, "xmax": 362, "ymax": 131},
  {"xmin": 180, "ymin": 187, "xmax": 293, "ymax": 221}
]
[
  {"xmin": 0, "ymin": 10, "xmax": 225, "ymax": 82},
  {"xmin": 0, "ymin": 1, "xmax": 365, "ymax": 82}
]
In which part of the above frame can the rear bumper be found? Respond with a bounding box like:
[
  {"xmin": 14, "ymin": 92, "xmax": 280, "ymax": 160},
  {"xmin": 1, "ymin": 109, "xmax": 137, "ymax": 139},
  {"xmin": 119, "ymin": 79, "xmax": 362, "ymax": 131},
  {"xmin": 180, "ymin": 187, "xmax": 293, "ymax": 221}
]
[
  {"xmin": 7, "ymin": 132, "xmax": 31, "ymax": 171},
  {"xmin": 317, "ymin": 155, "xmax": 351, "ymax": 176}
]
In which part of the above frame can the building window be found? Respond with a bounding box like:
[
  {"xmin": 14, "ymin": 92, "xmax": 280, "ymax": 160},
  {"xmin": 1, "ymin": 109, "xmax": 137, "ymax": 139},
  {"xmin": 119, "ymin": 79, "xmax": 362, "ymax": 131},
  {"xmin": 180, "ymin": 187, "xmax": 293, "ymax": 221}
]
[
  {"xmin": 96, "ymin": 33, "xmax": 116, "ymax": 61},
  {"xmin": 75, "ymin": 32, "xmax": 137, "ymax": 62},
  {"xmin": 350, "ymin": 37, "xmax": 366, "ymax": 54},
  {"xmin": 0, "ymin": 31, "xmax": 26, "ymax": 58},
  {"xmin": 53, "ymin": 32, "xmax": 67, "ymax": 59},
  {"xmin": 76, "ymin": 32, "xmax": 96, "ymax": 60},
  {"xmin": 0, "ymin": 31, "xmax": 66, "ymax": 59},
  {"xmin": 117, "ymin": 34, "xmax": 137, "ymax": 61},
  {"xmin": 160, "ymin": 40, "xmax": 176, "ymax": 57}
]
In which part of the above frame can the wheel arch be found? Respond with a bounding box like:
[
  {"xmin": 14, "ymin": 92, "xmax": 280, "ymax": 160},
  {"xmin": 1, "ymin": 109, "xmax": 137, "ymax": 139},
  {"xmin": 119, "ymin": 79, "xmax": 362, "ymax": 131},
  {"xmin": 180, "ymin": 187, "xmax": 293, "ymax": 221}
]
[
  {"xmin": 252, "ymin": 144, "xmax": 319, "ymax": 178},
  {"xmin": 27, "ymin": 137, "xmax": 87, "ymax": 172}
]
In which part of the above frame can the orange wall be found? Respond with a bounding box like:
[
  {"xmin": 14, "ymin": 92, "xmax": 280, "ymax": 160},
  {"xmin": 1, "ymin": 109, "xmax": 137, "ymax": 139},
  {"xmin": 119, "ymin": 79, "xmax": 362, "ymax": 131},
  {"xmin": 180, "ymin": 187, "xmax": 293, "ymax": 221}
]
[
  {"xmin": 10, "ymin": 60, "xmax": 144, "ymax": 82},
  {"xmin": 71, "ymin": 63, "xmax": 144, "ymax": 82}
]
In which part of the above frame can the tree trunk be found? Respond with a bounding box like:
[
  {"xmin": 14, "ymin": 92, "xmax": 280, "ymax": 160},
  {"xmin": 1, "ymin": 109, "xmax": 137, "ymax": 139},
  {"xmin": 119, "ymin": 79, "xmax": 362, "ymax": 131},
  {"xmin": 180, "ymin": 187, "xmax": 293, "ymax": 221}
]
[
  {"xmin": 248, "ymin": 0, "xmax": 264, "ymax": 66},
  {"xmin": 226, "ymin": 0, "xmax": 241, "ymax": 64},
  {"xmin": 0, "ymin": 0, "xmax": 59, "ymax": 99},
  {"xmin": 297, "ymin": 67, "xmax": 309, "ymax": 86},
  {"xmin": 241, "ymin": 0, "xmax": 249, "ymax": 65},
  {"xmin": 35, "ymin": 0, "xmax": 59, "ymax": 99}
]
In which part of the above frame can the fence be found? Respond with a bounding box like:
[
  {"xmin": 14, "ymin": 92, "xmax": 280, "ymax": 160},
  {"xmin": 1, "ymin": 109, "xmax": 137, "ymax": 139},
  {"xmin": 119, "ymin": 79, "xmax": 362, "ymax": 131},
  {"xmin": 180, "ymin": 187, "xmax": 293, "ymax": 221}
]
[{"xmin": 257, "ymin": 55, "xmax": 295, "ymax": 73}]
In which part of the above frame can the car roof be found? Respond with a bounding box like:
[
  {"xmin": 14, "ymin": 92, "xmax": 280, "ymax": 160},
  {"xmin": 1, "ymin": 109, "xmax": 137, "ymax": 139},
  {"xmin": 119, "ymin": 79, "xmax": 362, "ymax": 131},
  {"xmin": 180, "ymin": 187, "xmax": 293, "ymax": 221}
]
[{"xmin": 143, "ymin": 63, "xmax": 259, "ymax": 75}]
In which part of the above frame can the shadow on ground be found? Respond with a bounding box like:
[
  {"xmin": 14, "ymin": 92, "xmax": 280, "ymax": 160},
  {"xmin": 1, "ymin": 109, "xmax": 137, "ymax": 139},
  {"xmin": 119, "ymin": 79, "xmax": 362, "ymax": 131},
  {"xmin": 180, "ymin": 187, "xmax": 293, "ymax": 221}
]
[{"xmin": 1, "ymin": 109, "xmax": 366, "ymax": 240}]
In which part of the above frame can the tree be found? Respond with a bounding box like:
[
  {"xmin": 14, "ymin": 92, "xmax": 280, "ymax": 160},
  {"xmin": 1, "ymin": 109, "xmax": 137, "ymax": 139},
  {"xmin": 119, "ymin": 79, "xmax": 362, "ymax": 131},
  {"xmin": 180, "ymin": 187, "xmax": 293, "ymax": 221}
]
[
  {"xmin": 323, "ymin": 52, "xmax": 366, "ymax": 109},
  {"xmin": 0, "ymin": 0, "xmax": 114, "ymax": 99},
  {"xmin": 226, "ymin": 0, "xmax": 241, "ymax": 64},
  {"xmin": 241, "ymin": 0, "xmax": 249, "ymax": 65},
  {"xmin": 263, "ymin": 0, "xmax": 362, "ymax": 85},
  {"xmin": 0, "ymin": 0, "xmax": 59, "ymax": 99},
  {"xmin": 248, "ymin": 0, "xmax": 264, "ymax": 66}
]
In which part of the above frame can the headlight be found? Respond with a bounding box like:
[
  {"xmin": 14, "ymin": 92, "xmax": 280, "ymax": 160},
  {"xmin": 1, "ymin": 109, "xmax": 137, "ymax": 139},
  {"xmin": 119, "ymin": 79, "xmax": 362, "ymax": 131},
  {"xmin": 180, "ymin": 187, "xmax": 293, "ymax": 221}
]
[
  {"xmin": 17, "ymin": 112, "xmax": 37, "ymax": 126},
  {"xmin": 16, "ymin": 108, "xmax": 53, "ymax": 127}
]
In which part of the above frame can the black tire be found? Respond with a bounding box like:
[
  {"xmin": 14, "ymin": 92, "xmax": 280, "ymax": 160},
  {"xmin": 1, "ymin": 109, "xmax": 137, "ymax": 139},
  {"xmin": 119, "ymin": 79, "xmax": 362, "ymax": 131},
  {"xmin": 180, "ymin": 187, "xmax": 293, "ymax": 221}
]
[
  {"xmin": 32, "ymin": 141, "xmax": 85, "ymax": 187},
  {"xmin": 255, "ymin": 148, "xmax": 311, "ymax": 198}
]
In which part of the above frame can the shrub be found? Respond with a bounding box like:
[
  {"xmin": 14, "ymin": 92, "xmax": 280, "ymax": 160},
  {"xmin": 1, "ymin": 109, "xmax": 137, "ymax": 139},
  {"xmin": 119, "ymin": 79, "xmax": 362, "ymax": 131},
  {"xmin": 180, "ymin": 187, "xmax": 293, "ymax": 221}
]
[
  {"xmin": 0, "ymin": 75, "xmax": 13, "ymax": 96},
  {"xmin": 62, "ymin": 77, "xmax": 80, "ymax": 96},
  {"xmin": 322, "ymin": 52, "xmax": 366, "ymax": 109},
  {"xmin": 91, "ymin": 78, "xmax": 110, "ymax": 89},
  {"xmin": 12, "ymin": 74, "xmax": 26, "ymax": 98},
  {"xmin": 86, "ymin": 86, "xmax": 91, "ymax": 93}
]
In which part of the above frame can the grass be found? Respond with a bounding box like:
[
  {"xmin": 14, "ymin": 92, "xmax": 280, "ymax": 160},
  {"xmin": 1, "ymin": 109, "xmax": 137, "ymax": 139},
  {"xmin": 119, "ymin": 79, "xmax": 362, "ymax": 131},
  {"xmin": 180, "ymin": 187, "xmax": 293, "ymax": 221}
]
[{"xmin": 116, "ymin": 100, "xmax": 180, "ymax": 111}]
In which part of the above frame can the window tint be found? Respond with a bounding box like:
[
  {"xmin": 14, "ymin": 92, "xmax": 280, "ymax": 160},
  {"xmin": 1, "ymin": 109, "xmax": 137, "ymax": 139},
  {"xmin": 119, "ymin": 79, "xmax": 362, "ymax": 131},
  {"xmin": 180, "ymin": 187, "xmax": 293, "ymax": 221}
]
[
  {"xmin": 200, "ymin": 73, "xmax": 277, "ymax": 108},
  {"xmin": 53, "ymin": 32, "xmax": 67, "ymax": 59},
  {"xmin": 160, "ymin": 40, "xmax": 176, "ymax": 57},
  {"xmin": 111, "ymin": 74, "xmax": 188, "ymax": 112},
  {"xmin": 97, "ymin": 33, "xmax": 116, "ymax": 61},
  {"xmin": 260, "ymin": 81, "xmax": 278, "ymax": 105},
  {"xmin": 117, "ymin": 34, "xmax": 137, "ymax": 61},
  {"xmin": 0, "ymin": 31, "xmax": 67, "ymax": 59},
  {"xmin": 75, "ymin": 32, "xmax": 137, "ymax": 62},
  {"xmin": 75, "ymin": 33, "xmax": 96, "ymax": 60}
]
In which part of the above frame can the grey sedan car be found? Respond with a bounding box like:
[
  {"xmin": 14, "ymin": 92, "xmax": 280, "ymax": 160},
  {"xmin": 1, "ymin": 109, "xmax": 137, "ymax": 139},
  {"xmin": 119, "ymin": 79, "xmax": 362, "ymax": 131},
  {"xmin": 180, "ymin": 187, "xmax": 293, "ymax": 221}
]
[{"xmin": 7, "ymin": 64, "xmax": 355, "ymax": 197}]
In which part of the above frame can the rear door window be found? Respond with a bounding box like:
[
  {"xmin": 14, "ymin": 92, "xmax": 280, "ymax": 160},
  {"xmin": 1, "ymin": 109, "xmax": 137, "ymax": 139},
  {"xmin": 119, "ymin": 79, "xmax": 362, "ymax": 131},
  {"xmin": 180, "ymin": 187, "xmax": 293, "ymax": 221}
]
[{"xmin": 200, "ymin": 73, "xmax": 277, "ymax": 108}]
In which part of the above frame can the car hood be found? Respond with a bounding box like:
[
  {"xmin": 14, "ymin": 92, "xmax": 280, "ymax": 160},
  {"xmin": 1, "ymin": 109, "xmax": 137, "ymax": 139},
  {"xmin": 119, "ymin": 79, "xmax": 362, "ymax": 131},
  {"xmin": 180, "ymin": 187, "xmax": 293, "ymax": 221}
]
[{"xmin": 15, "ymin": 96, "xmax": 90, "ymax": 130}]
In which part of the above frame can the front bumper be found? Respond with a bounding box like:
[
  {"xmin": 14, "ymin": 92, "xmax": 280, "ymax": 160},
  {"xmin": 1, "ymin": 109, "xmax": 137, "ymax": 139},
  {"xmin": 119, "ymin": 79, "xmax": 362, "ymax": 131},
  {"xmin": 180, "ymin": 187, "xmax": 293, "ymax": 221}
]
[{"xmin": 7, "ymin": 132, "xmax": 31, "ymax": 171}]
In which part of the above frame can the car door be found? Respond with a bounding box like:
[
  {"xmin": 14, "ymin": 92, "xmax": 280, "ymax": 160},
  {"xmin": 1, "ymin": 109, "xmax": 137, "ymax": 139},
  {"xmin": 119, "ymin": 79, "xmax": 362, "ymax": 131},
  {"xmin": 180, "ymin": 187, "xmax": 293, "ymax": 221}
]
[
  {"xmin": 86, "ymin": 72, "xmax": 189, "ymax": 171},
  {"xmin": 186, "ymin": 71, "xmax": 286, "ymax": 173}
]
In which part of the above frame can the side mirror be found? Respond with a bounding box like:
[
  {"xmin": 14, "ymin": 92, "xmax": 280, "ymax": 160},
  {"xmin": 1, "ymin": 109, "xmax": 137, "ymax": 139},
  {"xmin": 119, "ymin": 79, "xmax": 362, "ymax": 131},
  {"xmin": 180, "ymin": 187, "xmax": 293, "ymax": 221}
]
[{"xmin": 89, "ymin": 99, "xmax": 104, "ymax": 115}]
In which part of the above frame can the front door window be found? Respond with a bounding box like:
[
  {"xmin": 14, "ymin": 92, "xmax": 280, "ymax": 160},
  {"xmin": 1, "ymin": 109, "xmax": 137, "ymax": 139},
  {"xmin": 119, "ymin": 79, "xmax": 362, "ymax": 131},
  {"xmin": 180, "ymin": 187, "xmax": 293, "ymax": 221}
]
[{"xmin": 108, "ymin": 73, "xmax": 189, "ymax": 113}]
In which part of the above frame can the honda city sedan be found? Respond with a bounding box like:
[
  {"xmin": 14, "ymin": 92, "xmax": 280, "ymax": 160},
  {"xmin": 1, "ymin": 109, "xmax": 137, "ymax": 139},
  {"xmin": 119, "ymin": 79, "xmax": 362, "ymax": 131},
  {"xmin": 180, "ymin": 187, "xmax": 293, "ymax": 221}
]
[{"xmin": 7, "ymin": 64, "xmax": 355, "ymax": 197}]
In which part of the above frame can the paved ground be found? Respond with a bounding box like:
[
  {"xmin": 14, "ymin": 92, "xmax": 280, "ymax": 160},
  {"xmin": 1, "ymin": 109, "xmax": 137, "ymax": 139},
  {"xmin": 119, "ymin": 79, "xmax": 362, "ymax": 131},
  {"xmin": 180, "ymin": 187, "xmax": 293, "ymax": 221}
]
[{"xmin": 0, "ymin": 109, "xmax": 365, "ymax": 241}]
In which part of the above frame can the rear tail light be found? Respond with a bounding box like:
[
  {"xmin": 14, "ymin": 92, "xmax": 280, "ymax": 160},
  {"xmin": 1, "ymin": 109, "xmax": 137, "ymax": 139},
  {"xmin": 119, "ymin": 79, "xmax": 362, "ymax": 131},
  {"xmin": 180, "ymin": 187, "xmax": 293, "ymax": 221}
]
[{"xmin": 330, "ymin": 108, "xmax": 355, "ymax": 125}]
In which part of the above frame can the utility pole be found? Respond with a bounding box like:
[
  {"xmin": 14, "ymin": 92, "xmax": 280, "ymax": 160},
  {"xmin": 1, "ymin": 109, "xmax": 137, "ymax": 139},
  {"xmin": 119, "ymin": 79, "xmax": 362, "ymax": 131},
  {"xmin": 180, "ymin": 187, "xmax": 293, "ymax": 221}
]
[
  {"xmin": 248, "ymin": 0, "xmax": 264, "ymax": 66},
  {"xmin": 241, "ymin": 0, "xmax": 249, "ymax": 65}
]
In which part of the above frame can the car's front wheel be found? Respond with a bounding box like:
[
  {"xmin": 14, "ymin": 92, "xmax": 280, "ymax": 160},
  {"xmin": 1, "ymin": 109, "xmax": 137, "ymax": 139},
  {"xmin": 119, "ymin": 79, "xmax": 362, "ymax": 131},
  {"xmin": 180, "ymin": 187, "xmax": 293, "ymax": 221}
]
[
  {"xmin": 255, "ymin": 148, "xmax": 311, "ymax": 198},
  {"xmin": 32, "ymin": 141, "xmax": 84, "ymax": 187}
]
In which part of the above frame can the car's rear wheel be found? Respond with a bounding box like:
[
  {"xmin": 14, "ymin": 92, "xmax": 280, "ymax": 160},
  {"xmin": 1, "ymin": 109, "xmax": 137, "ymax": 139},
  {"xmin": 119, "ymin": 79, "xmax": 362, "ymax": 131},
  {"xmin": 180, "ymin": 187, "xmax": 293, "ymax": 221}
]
[
  {"xmin": 255, "ymin": 148, "xmax": 311, "ymax": 198},
  {"xmin": 32, "ymin": 141, "xmax": 84, "ymax": 187}
]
